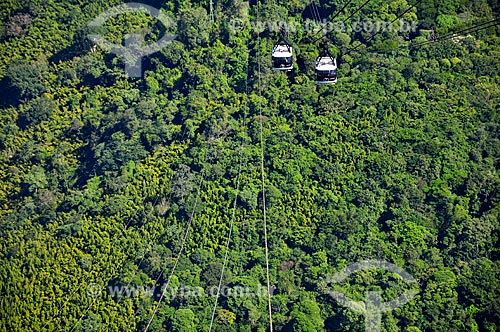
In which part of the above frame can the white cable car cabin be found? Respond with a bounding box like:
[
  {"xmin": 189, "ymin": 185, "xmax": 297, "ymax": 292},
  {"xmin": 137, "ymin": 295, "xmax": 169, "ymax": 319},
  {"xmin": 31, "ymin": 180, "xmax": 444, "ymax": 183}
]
[
  {"xmin": 315, "ymin": 55, "xmax": 337, "ymax": 84},
  {"xmin": 314, "ymin": 38, "xmax": 338, "ymax": 84},
  {"xmin": 272, "ymin": 44, "xmax": 293, "ymax": 71},
  {"xmin": 272, "ymin": 27, "xmax": 293, "ymax": 71}
]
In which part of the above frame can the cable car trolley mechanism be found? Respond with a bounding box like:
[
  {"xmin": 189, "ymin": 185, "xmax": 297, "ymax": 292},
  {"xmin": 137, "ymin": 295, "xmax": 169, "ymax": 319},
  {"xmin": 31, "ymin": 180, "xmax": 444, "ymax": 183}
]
[
  {"xmin": 272, "ymin": 26, "xmax": 294, "ymax": 71},
  {"xmin": 315, "ymin": 38, "xmax": 337, "ymax": 84}
]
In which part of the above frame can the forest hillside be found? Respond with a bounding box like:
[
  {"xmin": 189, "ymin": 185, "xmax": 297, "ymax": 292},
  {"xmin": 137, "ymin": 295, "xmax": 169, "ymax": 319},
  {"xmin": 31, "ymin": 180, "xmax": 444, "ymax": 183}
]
[{"xmin": 0, "ymin": 0, "xmax": 499, "ymax": 331}]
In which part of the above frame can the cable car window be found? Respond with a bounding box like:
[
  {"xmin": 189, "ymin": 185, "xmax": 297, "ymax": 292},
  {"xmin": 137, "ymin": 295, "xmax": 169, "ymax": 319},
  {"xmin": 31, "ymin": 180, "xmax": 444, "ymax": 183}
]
[
  {"xmin": 317, "ymin": 70, "xmax": 336, "ymax": 76},
  {"xmin": 273, "ymin": 57, "xmax": 292, "ymax": 62},
  {"xmin": 273, "ymin": 57, "xmax": 292, "ymax": 67}
]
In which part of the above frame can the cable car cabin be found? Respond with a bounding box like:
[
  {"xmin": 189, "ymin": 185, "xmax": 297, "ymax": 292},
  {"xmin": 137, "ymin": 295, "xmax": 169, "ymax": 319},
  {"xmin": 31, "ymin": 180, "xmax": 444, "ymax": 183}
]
[
  {"xmin": 315, "ymin": 56, "xmax": 337, "ymax": 84},
  {"xmin": 272, "ymin": 44, "xmax": 293, "ymax": 71}
]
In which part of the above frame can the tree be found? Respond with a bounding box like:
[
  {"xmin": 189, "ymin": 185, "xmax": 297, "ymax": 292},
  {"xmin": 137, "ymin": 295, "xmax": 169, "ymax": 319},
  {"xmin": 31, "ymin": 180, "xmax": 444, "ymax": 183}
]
[
  {"xmin": 19, "ymin": 96, "xmax": 56, "ymax": 127},
  {"xmin": 171, "ymin": 308, "xmax": 197, "ymax": 332},
  {"xmin": 177, "ymin": 7, "xmax": 210, "ymax": 48},
  {"xmin": 5, "ymin": 13, "xmax": 33, "ymax": 38},
  {"xmin": 5, "ymin": 60, "xmax": 47, "ymax": 101},
  {"xmin": 290, "ymin": 300, "xmax": 324, "ymax": 332}
]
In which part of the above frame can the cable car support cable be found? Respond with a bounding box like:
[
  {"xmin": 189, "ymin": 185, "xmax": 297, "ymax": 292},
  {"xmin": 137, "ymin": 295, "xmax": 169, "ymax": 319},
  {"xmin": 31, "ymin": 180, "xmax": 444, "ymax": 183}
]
[
  {"xmin": 346, "ymin": 0, "xmax": 423, "ymax": 54},
  {"xmin": 143, "ymin": 173, "xmax": 205, "ymax": 332},
  {"xmin": 208, "ymin": 44, "xmax": 249, "ymax": 332},
  {"xmin": 311, "ymin": 0, "xmax": 372, "ymax": 44},
  {"xmin": 62, "ymin": 129, "xmax": 190, "ymax": 332},
  {"xmin": 258, "ymin": 1, "xmax": 274, "ymax": 330},
  {"xmin": 310, "ymin": 0, "xmax": 356, "ymax": 39},
  {"xmin": 365, "ymin": 18, "xmax": 500, "ymax": 55},
  {"xmin": 409, "ymin": 18, "xmax": 500, "ymax": 49}
]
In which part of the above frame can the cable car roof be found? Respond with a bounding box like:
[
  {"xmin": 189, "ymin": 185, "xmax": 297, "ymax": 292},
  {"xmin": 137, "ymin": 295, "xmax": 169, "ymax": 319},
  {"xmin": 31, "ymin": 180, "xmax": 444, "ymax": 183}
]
[
  {"xmin": 272, "ymin": 45, "xmax": 292, "ymax": 57},
  {"xmin": 315, "ymin": 56, "xmax": 337, "ymax": 70}
]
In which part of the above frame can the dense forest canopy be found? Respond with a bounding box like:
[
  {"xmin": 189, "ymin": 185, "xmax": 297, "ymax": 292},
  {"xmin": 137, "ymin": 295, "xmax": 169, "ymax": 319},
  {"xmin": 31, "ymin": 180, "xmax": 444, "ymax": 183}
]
[{"xmin": 0, "ymin": 0, "xmax": 499, "ymax": 331}]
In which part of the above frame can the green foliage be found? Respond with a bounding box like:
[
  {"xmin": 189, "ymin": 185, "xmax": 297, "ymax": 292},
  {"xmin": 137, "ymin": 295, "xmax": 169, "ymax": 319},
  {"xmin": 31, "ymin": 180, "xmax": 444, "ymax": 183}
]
[
  {"xmin": 0, "ymin": 1, "xmax": 499, "ymax": 332},
  {"xmin": 19, "ymin": 95, "xmax": 56, "ymax": 127},
  {"xmin": 171, "ymin": 308, "xmax": 197, "ymax": 332},
  {"xmin": 177, "ymin": 6, "xmax": 211, "ymax": 48},
  {"xmin": 436, "ymin": 14, "xmax": 461, "ymax": 31},
  {"xmin": 290, "ymin": 299, "xmax": 324, "ymax": 331},
  {"xmin": 5, "ymin": 60, "xmax": 47, "ymax": 101}
]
